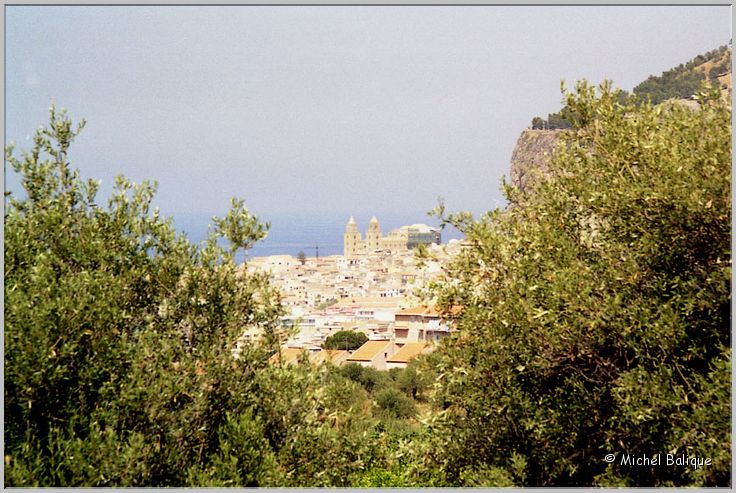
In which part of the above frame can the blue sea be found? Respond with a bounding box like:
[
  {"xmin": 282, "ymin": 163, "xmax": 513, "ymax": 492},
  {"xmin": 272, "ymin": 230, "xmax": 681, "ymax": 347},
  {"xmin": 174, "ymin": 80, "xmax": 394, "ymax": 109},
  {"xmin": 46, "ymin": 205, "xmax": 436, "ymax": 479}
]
[{"xmin": 172, "ymin": 210, "xmax": 465, "ymax": 261}]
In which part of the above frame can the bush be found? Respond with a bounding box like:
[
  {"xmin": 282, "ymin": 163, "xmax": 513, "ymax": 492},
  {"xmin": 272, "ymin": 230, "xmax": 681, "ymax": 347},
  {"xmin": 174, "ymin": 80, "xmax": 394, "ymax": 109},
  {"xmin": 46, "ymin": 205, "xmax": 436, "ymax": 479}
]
[
  {"xmin": 375, "ymin": 388, "xmax": 417, "ymax": 419},
  {"xmin": 339, "ymin": 363, "xmax": 388, "ymax": 394},
  {"xmin": 394, "ymin": 361, "xmax": 432, "ymax": 401}
]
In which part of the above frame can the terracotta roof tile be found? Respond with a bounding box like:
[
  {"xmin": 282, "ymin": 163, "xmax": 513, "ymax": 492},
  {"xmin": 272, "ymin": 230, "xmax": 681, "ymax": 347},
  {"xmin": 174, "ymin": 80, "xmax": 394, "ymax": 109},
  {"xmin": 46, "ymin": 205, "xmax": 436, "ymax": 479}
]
[
  {"xmin": 347, "ymin": 340, "xmax": 393, "ymax": 362},
  {"xmin": 386, "ymin": 342, "xmax": 428, "ymax": 363}
]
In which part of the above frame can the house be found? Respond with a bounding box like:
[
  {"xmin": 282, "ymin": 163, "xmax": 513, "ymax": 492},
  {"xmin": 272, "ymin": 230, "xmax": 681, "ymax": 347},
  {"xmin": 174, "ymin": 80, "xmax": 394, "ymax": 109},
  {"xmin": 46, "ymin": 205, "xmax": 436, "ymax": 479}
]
[
  {"xmin": 346, "ymin": 340, "xmax": 396, "ymax": 370},
  {"xmin": 393, "ymin": 305, "xmax": 438, "ymax": 342},
  {"xmin": 385, "ymin": 342, "xmax": 430, "ymax": 370}
]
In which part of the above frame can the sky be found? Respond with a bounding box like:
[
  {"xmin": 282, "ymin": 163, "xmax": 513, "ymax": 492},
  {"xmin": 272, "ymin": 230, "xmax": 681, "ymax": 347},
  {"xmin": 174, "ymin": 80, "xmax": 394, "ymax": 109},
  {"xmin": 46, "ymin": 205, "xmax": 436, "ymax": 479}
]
[{"xmin": 5, "ymin": 5, "xmax": 732, "ymax": 222}]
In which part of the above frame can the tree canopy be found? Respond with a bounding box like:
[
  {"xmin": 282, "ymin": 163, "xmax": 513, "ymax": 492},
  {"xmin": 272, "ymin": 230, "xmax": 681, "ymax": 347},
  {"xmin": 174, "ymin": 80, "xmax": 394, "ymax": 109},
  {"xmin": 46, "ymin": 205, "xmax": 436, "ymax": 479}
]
[
  {"xmin": 322, "ymin": 330, "xmax": 369, "ymax": 351},
  {"xmin": 633, "ymin": 44, "xmax": 730, "ymax": 104}
]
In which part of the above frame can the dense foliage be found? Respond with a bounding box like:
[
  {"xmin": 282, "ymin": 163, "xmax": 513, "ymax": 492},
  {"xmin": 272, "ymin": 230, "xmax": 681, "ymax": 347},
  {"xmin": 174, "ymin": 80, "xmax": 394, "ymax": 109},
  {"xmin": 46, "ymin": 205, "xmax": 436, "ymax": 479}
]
[
  {"xmin": 531, "ymin": 112, "xmax": 573, "ymax": 130},
  {"xmin": 414, "ymin": 81, "xmax": 731, "ymax": 486}
]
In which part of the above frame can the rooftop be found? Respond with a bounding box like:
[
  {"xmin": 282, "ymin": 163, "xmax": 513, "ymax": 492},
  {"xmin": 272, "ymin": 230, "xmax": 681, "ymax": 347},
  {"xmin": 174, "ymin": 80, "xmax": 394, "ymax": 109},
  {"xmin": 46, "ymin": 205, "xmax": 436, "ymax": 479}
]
[
  {"xmin": 347, "ymin": 340, "xmax": 393, "ymax": 362},
  {"xmin": 398, "ymin": 223, "xmax": 439, "ymax": 233},
  {"xmin": 309, "ymin": 349, "xmax": 349, "ymax": 365},
  {"xmin": 396, "ymin": 304, "xmax": 464, "ymax": 318},
  {"xmin": 386, "ymin": 342, "xmax": 428, "ymax": 363},
  {"xmin": 334, "ymin": 296, "xmax": 407, "ymax": 309},
  {"xmin": 396, "ymin": 305, "xmax": 440, "ymax": 317}
]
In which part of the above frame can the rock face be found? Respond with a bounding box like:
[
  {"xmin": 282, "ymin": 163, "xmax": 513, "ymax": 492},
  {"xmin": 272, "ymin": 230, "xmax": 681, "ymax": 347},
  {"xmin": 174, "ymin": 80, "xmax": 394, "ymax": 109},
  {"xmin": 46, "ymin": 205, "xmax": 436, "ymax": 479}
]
[{"xmin": 508, "ymin": 129, "xmax": 562, "ymax": 196}]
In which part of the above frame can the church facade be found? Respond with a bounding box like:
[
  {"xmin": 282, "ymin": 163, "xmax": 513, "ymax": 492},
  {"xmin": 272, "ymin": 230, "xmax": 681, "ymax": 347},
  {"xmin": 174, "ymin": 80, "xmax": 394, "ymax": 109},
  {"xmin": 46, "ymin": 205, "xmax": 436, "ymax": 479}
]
[{"xmin": 343, "ymin": 216, "xmax": 441, "ymax": 258}]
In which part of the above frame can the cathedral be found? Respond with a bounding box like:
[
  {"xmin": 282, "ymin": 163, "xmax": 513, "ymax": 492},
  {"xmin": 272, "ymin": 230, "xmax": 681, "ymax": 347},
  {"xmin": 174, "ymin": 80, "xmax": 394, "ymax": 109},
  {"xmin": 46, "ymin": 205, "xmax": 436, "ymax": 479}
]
[{"xmin": 343, "ymin": 216, "xmax": 441, "ymax": 258}]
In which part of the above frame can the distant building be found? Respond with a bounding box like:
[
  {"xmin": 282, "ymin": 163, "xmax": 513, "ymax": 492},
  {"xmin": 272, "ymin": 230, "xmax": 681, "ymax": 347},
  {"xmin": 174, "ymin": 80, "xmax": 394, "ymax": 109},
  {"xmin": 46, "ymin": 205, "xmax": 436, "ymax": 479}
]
[
  {"xmin": 386, "ymin": 342, "xmax": 431, "ymax": 370},
  {"xmin": 393, "ymin": 305, "xmax": 453, "ymax": 344},
  {"xmin": 343, "ymin": 216, "xmax": 441, "ymax": 258},
  {"xmin": 346, "ymin": 340, "xmax": 397, "ymax": 370}
]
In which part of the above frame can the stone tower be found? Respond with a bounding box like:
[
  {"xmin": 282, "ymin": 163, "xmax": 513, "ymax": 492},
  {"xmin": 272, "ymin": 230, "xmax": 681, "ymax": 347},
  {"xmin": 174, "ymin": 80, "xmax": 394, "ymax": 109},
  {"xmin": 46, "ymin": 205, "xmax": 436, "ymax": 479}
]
[
  {"xmin": 343, "ymin": 216, "xmax": 361, "ymax": 257},
  {"xmin": 366, "ymin": 216, "xmax": 381, "ymax": 252}
]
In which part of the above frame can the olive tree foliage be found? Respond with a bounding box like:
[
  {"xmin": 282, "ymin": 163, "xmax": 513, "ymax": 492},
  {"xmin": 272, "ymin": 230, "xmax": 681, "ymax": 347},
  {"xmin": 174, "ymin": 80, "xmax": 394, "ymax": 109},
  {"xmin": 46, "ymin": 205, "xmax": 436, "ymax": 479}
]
[
  {"xmin": 409, "ymin": 82, "xmax": 731, "ymax": 487},
  {"xmin": 4, "ymin": 108, "xmax": 381, "ymax": 486}
]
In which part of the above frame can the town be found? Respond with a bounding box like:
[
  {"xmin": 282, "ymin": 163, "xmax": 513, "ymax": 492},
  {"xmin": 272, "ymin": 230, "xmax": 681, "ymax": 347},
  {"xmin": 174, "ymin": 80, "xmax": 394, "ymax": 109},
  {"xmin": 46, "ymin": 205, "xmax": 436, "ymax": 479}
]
[{"xmin": 240, "ymin": 215, "xmax": 464, "ymax": 370}]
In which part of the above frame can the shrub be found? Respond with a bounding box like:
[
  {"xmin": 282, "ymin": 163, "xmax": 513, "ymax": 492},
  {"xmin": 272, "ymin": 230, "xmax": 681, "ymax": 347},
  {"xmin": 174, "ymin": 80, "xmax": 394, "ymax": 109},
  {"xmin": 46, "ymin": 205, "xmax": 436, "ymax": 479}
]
[{"xmin": 375, "ymin": 387, "xmax": 417, "ymax": 419}]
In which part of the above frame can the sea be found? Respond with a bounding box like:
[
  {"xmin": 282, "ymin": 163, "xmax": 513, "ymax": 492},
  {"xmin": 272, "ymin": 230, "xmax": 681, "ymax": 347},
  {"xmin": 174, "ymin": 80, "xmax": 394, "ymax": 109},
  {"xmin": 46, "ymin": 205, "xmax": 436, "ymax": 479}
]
[{"xmin": 172, "ymin": 210, "xmax": 466, "ymax": 262}]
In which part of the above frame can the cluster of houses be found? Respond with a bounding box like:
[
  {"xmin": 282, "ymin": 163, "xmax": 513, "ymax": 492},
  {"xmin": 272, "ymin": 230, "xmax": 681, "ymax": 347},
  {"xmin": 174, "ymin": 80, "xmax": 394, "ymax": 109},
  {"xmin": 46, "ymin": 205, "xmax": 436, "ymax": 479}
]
[
  {"xmin": 240, "ymin": 231, "xmax": 467, "ymax": 371},
  {"xmin": 245, "ymin": 247, "xmax": 448, "ymax": 310},
  {"xmin": 265, "ymin": 304, "xmax": 459, "ymax": 370}
]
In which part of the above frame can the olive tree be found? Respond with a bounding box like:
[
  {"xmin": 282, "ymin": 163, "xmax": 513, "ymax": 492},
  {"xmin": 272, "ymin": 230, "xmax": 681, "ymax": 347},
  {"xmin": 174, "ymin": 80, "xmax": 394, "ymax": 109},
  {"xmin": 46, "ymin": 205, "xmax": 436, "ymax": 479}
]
[
  {"xmin": 411, "ymin": 82, "xmax": 731, "ymax": 487},
  {"xmin": 4, "ymin": 107, "xmax": 382, "ymax": 486}
]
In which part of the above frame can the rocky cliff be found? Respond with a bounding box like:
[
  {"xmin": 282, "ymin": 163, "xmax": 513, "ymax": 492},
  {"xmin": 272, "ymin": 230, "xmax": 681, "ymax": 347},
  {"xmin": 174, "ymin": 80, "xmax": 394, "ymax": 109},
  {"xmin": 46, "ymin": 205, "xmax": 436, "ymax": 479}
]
[{"xmin": 508, "ymin": 129, "xmax": 562, "ymax": 196}]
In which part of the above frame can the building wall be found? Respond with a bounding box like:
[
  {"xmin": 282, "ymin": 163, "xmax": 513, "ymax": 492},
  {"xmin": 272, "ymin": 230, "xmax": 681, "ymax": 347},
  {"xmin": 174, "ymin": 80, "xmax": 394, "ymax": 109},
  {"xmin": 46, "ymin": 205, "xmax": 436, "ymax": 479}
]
[{"xmin": 407, "ymin": 229, "xmax": 441, "ymax": 248}]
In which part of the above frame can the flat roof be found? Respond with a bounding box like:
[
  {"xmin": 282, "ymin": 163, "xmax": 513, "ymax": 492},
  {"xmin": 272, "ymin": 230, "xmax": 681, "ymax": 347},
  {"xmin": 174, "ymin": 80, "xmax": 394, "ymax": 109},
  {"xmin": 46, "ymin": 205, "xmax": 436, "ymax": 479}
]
[
  {"xmin": 396, "ymin": 304, "xmax": 464, "ymax": 318},
  {"xmin": 396, "ymin": 305, "xmax": 439, "ymax": 317}
]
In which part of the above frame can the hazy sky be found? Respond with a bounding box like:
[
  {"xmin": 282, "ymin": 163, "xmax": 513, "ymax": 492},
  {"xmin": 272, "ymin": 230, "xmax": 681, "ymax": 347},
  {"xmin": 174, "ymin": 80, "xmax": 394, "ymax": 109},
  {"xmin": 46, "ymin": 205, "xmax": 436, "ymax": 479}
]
[{"xmin": 6, "ymin": 5, "xmax": 731, "ymax": 219}]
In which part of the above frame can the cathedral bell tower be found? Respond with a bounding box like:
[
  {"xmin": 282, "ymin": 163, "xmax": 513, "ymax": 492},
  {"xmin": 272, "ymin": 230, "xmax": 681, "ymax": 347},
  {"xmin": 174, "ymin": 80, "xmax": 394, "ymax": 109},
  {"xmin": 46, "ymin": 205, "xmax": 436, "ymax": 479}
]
[
  {"xmin": 366, "ymin": 216, "xmax": 381, "ymax": 252},
  {"xmin": 343, "ymin": 216, "xmax": 361, "ymax": 257}
]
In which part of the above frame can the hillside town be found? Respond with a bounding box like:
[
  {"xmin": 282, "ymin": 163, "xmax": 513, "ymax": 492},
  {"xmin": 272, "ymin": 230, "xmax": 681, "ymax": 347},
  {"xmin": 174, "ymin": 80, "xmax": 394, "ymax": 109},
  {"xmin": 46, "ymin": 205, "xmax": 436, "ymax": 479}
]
[{"xmin": 240, "ymin": 216, "xmax": 464, "ymax": 369}]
